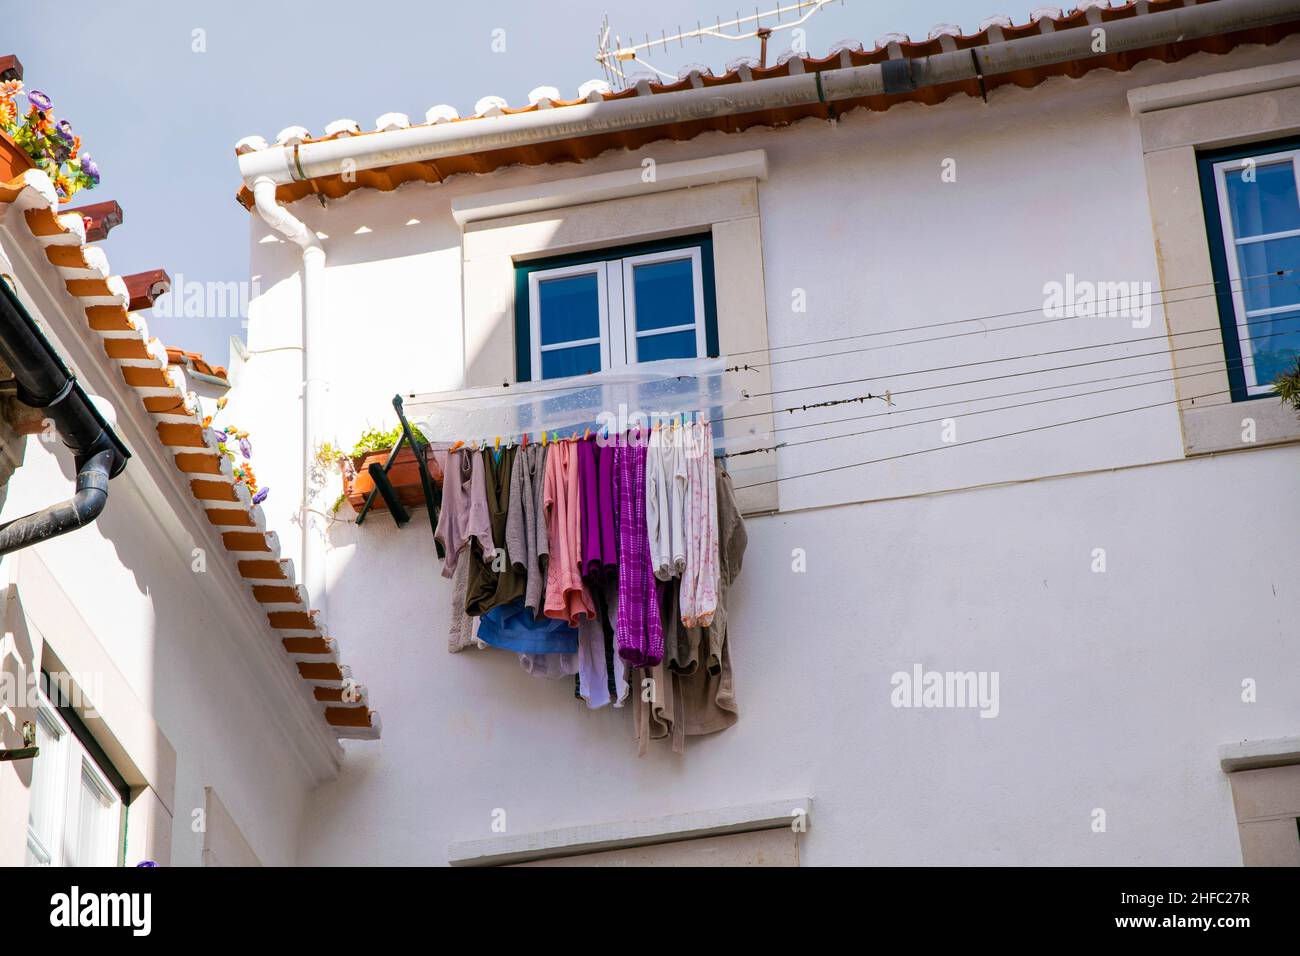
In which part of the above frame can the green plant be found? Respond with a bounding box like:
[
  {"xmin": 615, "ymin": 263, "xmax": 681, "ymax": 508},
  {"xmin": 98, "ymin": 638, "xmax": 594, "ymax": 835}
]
[
  {"xmin": 348, "ymin": 424, "xmax": 426, "ymax": 459},
  {"xmin": 1272, "ymin": 354, "xmax": 1300, "ymax": 412},
  {"xmin": 314, "ymin": 440, "xmax": 345, "ymax": 469}
]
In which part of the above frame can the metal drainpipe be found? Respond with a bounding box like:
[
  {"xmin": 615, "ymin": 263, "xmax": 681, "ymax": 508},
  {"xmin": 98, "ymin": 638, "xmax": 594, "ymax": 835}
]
[
  {"xmin": 0, "ymin": 279, "xmax": 129, "ymax": 556},
  {"xmin": 250, "ymin": 176, "xmax": 328, "ymax": 619}
]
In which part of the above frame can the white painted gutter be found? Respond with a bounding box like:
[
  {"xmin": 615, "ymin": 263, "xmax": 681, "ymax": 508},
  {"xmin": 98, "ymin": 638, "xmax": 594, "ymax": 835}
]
[
  {"xmin": 238, "ymin": 0, "xmax": 1300, "ymax": 188},
  {"xmin": 250, "ymin": 176, "xmax": 328, "ymax": 619}
]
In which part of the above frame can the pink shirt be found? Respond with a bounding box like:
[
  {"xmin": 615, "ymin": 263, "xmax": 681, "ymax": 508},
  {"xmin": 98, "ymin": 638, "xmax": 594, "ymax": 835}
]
[{"xmin": 542, "ymin": 441, "xmax": 595, "ymax": 625}]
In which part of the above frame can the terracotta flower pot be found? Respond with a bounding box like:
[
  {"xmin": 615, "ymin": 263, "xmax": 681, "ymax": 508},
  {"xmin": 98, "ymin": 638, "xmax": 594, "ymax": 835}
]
[
  {"xmin": 345, "ymin": 445, "xmax": 442, "ymax": 514},
  {"xmin": 0, "ymin": 129, "xmax": 34, "ymax": 183}
]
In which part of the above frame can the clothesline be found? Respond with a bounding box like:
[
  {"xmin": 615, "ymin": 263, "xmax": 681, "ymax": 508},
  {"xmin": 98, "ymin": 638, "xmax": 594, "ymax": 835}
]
[{"xmin": 433, "ymin": 415, "xmax": 746, "ymax": 757}]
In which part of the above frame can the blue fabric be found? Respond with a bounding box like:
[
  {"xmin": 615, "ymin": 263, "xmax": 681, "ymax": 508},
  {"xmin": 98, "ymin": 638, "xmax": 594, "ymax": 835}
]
[{"xmin": 478, "ymin": 600, "xmax": 579, "ymax": 654}]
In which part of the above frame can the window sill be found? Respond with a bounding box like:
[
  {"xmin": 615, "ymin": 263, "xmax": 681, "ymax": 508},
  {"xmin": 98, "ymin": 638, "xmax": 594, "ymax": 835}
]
[
  {"xmin": 1181, "ymin": 395, "xmax": 1300, "ymax": 456},
  {"xmin": 447, "ymin": 796, "xmax": 811, "ymax": 867}
]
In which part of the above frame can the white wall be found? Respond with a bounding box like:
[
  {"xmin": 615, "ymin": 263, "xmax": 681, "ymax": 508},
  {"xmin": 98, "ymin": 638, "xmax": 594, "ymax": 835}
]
[
  {"xmin": 233, "ymin": 38, "xmax": 1300, "ymax": 865},
  {"xmin": 0, "ymin": 232, "xmax": 318, "ymax": 867}
]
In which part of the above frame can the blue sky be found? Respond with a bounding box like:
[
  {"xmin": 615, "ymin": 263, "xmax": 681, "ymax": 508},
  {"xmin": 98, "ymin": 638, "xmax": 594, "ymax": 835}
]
[{"xmin": 10, "ymin": 0, "xmax": 1017, "ymax": 361}]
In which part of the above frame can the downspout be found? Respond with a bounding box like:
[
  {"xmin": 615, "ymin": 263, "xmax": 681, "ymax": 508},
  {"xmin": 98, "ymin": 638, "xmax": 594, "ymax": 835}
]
[
  {"xmin": 0, "ymin": 279, "xmax": 129, "ymax": 556},
  {"xmin": 238, "ymin": 0, "xmax": 1300, "ymax": 186},
  {"xmin": 250, "ymin": 176, "xmax": 328, "ymax": 618}
]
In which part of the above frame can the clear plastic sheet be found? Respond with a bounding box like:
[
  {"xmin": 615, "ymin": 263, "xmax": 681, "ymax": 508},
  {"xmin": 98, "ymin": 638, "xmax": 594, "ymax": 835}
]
[{"xmin": 407, "ymin": 358, "xmax": 768, "ymax": 453}]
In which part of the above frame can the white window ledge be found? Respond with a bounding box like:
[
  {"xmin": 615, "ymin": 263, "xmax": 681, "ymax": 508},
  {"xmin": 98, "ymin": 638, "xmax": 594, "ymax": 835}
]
[
  {"xmin": 448, "ymin": 796, "xmax": 811, "ymax": 867},
  {"xmin": 1219, "ymin": 736, "xmax": 1300, "ymax": 773},
  {"xmin": 450, "ymin": 150, "xmax": 768, "ymax": 226}
]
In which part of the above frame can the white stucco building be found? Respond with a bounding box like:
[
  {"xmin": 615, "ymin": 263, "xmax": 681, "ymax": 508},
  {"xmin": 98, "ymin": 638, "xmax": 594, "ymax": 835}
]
[
  {"xmin": 220, "ymin": 0, "xmax": 1300, "ymax": 867},
  {"xmin": 8, "ymin": 0, "xmax": 1300, "ymax": 869}
]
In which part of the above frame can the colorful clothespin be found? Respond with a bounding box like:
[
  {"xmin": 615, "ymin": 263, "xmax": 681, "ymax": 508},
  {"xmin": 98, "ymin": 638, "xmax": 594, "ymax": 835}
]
[
  {"xmin": 583, "ymin": 427, "xmax": 590, "ymax": 441},
  {"xmin": 450, "ymin": 440, "xmax": 464, "ymax": 452},
  {"xmin": 541, "ymin": 431, "xmax": 547, "ymax": 447}
]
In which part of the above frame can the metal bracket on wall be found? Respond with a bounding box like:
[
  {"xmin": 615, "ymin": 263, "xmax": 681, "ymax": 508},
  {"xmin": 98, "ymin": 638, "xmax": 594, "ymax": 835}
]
[
  {"xmin": 0, "ymin": 720, "xmax": 38, "ymax": 762},
  {"xmin": 354, "ymin": 395, "xmax": 444, "ymax": 559}
]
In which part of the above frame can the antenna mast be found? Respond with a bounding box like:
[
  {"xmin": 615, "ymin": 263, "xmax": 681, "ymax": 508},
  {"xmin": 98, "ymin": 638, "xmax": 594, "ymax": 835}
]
[{"xmin": 597, "ymin": 0, "xmax": 842, "ymax": 89}]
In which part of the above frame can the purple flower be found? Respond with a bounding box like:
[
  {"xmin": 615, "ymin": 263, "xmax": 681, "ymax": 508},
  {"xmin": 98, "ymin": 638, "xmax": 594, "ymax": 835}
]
[
  {"xmin": 81, "ymin": 153, "xmax": 100, "ymax": 184},
  {"xmin": 212, "ymin": 429, "xmax": 227, "ymax": 442},
  {"xmin": 27, "ymin": 90, "xmax": 51, "ymax": 111},
  {"xmin": 238, "ymin": 437, "xmax": 251, "ymax": 459},
  {"xmin": 135, "ymin": 861, "xmax": 158, "ymax": 868},
  {"xmin": 55, "ymin": 119, "xmax": 74, "ymax": 143},
  {"xmin": 252, "ymin": 487, "xmax": 269, "ymax": 505}
]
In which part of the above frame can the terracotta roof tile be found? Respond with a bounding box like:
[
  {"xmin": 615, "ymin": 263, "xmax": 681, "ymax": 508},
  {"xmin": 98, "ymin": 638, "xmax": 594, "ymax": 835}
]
[
  {"xmin": 234, "ymin": 0, "xmax": 1300, "ymax": 209},
  {"xmin": 0, "ymin": 167, "xmax": 379, "ymax": 741}
]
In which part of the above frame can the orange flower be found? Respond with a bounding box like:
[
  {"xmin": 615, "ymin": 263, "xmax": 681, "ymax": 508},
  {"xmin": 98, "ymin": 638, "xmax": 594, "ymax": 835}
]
[
  {"xmin": 0, "ymin": 79, "xmax": 21, "ymax": 97},
  {"xmin": 0, "ymin": 99, "xmax": 14, "ymax": 126}
]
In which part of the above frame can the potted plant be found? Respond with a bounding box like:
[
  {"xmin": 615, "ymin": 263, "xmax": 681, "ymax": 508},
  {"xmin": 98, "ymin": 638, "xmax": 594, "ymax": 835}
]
[
  {"xmin": 340, "ymin": 425, "xmax": 440, "ymax": 514},
  {"xmin": 0, "ymin": 81, "xmax": 100, "ymax": 199},
  {"xmin": 1273, "ymin": 355, "xmax": 1300, "ymax": 414}
]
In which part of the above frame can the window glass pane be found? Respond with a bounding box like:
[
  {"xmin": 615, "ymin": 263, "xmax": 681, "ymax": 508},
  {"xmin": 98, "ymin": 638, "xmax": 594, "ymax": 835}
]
[
  {"xmin": 26, "ymin": 713, "xmax": 63, "ymax": 864},
  {"xmin": 1226, "ymin": 159, "xmax": 1300, "ymax": 238},
  {"xmin": 636, "ymin": 329, "xmax": 698, "ymax": 363},
  {"xmin": 1243, "ymin": 308, "xmax": 1300, "ymax": 389},
  {"xmin": 541, "ymin": 343, "xmax": 601, "ymax": 380},
  {"xmin": 633, "ymin": 258, "xmax": 696, "ymax": 332},
  {"xmin": 73, "ymin": 762, "xmax": 116, "ymax": 867},
  {"xmin": 1236, "ymin": 236, "xmax": 1300, "ymax": 312},
  {"xmin": 538, "ymin": 273, "xmax": 600, "ymax": 346}
]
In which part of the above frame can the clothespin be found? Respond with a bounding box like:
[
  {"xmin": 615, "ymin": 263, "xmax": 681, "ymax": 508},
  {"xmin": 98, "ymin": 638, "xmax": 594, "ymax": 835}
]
[
  {"xmin": 521, "ymin": 432, "xmax": 528, "ymax": 448},
  {"xmin": 494, "ymin": 436, "xmax": 500, "ymax": 452},
  {"xmin": 450, "ymin": 440, "xmax": 464, "ymax": 452},
  {"xmin": 541, "ymin": 431, "xmax": 547, "ymax": 447},
  {"xmin": 583, "ymin": 427, "xmax": 590, "ymax": 440},
  {"xmin": 884, "ymin": 389, "xmax": 894, "ymax": 407}
]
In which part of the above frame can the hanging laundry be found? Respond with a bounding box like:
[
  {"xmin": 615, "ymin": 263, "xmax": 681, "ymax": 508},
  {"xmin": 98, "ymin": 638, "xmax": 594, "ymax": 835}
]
[
  {"xmin": 578, "ymin": 437, "xmax": 617, "ymax": 581},
  {"xmin": 446, "ymin": 556, "xmax": 478, "ymax": 654},
  {"xmin": 433, "ymin": 447, "xmax": 493, "ymax": 578},
  {"xmin": 679, "ymin": 421, "xmax": 720, "ymax": 628},
  {"xmin": 478, "ymin": 599, "xmax": 579, "ymax": 654},
  {"xmin": 542, "ymin": 439, "xmax": 595, "ymax": 626},
  {"xmin": 646, "ymin": 424, "xmax": 688, "ymax": 581},
  {"xmin": 465, "ymin": 446, "xmax": 526, "ymax": 617},
  {"xmin": 576, "ymin": 583, "xmax": 629, "ymax": 709},
  {"xmin": 518, "ymin": 649, "xmax": 579, "ymax": 679},
  {"xmin": 505, "ymin": 442, "xmax": 550, "ymax": 617},
  {"xmin": 634, "ymin": 466, "xmax": 746, "ymax": 754},
  {"xmin": 614, "ymin": 430, "xmax": 663, "ymax": 667}
]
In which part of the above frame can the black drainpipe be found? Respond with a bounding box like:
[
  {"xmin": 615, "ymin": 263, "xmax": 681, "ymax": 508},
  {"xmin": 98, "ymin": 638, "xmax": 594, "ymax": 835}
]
[{"xmin": 0, "ymin": 278, "xmax": 129, "ymax": 555}]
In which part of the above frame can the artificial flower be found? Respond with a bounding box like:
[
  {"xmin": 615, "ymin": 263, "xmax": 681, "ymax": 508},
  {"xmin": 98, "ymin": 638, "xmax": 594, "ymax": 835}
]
[{"xmin": 26, "ymin": 89, "xmax": 51, "ymax": 111}]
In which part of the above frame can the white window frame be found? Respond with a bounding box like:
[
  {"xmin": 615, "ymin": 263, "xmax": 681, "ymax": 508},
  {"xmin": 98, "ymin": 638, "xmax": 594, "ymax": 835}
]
[
  {"xmin": 1212, "ymin": 147, "xmax": 1300, "ymax": 396},
  {"xmin": 621, "ymin": 247, "xmax": 708, "ymax": 367},
  {"xmin": 527, "ymin": 246, "xmax": 707, "ymax": 381},
  {"xmin": 527, "ymin": 261, "xmax": 611, "ymax": 380},
  {"xmin": 24, "ymin": 688, "xmax": 125, "ymax": 868}
]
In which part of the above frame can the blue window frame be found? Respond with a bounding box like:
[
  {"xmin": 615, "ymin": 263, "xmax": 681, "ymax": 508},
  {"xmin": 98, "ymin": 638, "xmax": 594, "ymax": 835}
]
[
  {"xmin": 1198, "ymin": 136, "xmax": 1300, "ymax": 401},
  {"xmin": 513, "ymin": 234, "xmax": 720, "ymax": 382}
]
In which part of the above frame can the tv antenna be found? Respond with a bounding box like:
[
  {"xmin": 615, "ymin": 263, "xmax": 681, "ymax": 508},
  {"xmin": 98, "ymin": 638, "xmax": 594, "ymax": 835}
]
[{"xmin": 596, "ymin": 1, "xmax": 843, "ymax": 89}]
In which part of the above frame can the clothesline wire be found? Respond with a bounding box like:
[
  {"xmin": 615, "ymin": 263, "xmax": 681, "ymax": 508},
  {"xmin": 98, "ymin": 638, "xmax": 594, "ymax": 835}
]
[
  {"xmin": 718, "ymin": 318, "xmax": 1296, "ymax": 426},
  {"xmin": 755, "ymin": 349, "xmax": 1267, "ymax": 439},
  {"xmin": 408, "ymin": 267, "xmax": 1297, "ymax": 409},
  {"xmin": 725, "ymin": 362, "xmax": 1239, "ymax": 459},
  {"xmin": 427, "ymin": 319, "xmax": 1287, "ymax": 447},
  {"xmin": 731, "ymin": 271, "xmax": 1297, "ymax": 371},
  {"xmin": 728, "ymin": 265, "xmax": 1300, "ymax": 358},
  {"xmin": 731, "ymin": 388, "xmax": 1234, "ymax": 491},
  {"xmin": 746, "ymin": 315, "xmax": 1298, "ymax": 402}
]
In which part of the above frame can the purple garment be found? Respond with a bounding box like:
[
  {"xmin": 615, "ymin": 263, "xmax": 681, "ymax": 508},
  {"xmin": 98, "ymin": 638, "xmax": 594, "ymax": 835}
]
[
  {"xmin": 614, "ymin": 432, "xmax": 663, "ymax": 667},
  {"xmin": 578, "ymin": 438, "xmax": 618, "ymax": 579}
]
